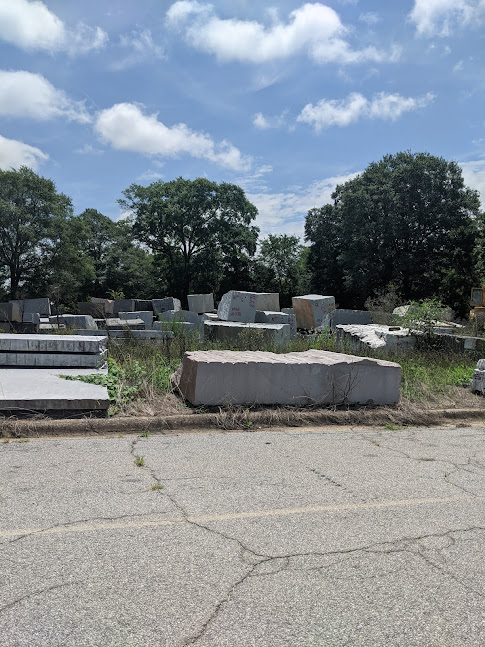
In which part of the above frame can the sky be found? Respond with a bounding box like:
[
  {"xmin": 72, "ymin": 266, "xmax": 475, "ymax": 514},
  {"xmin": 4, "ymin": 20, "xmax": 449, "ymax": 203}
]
[{"xmin": 1, "ymin": 0, "xmax": 485, "ymax": 240}]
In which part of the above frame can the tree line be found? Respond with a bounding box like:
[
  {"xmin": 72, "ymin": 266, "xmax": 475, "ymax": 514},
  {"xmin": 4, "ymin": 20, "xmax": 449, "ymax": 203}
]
[{"xmin": 0, "ymin": 151, "xmax": 483, "ymax": 317}]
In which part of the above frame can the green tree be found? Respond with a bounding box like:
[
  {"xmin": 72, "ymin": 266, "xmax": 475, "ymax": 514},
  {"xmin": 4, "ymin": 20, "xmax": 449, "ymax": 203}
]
[
  {"xmin": 253, "ymin": 234, "xmax": 306, "ymax": 306},
  {"xmin": 0, "ymin": 166, "xmax": 73, "ymax": 298},
  {"xmin": 119, "ymin": 177, "xmax": 259, "ymax": 303},
  {"xmin": 305, "ymin": 152, "xmax": 481, "ymax": 317}
]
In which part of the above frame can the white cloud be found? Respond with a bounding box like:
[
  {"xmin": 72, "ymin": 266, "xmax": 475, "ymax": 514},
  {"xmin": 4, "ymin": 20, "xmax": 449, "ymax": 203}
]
[
  {"xmin": 166, "ymin": 1, "xmax": 394, "ymax": 65},
  {"xmin": 0, "ymin": 0, "xmax": 107, "ymax": 55},
  {"xmin": 461, "ymin": 159, "xmax": 485, "ymax": 209},
  {"xmin": 247, "ymin": 172, "xmax": 359, "ymax": 237},
  {"xmin": 74, "ymin": 144, "xmax": 104, "ymax": 155},
  {"xmin": 112, "ymin": 29, "xmax": 165, "ymax": 70},
  {"xmin": 0, "ymin": 134, "xmax": 48, "ymax": 171},
  {"xmin": 252, "ymin": 112, "xmax": 287, "ymax": 130},
  {"xmin": 94, "ymin": 102, "xmax": 251, "ymax": 172},
  {"xmin": 0, "ymin": 70, "xmax": 91, "ymax": 123},
  {"xmin": 297, "ymin": 91, "xmax": 435, "ymax": 131},
  {"xmin": 359, "ymin": 12, "xmax": 380, "ymax": 25},
  {"xmin": 409, "ymin": 0, "xmax": 485, "ymax": 38}
]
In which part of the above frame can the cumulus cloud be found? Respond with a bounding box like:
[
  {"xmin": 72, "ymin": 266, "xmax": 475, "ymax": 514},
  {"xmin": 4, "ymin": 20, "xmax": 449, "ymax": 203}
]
[
  {"xmin": 94, "ymin": 102, "xmax": 251, "ymax": 172},
  {"xmin": 409, "ymin": 0, "xmax": 485, "ymax": 37},
  {"xmin": 0, "ymin": 0, "xmax": 107, "ymax": 55},
  {"xmin": 0, "ymin": 70, "xmax": 91, "ymax": 123},
  {"xmin": 247, "ymin": 172, "xmax": 359, "ymax": 237},
  {"xmin": 166, "ymin": 1, "xmax": 394, "ymax": 65},
  {"xmin": 297, "ymin": 91, "xmax": 435, "ymax": 130},
  {"xmin": 0, "ymin": 134, "xmax": 48, "ymax": 171},
  {"xmin": 252, "ymin": 112, "xmax": 287, "ymax": 130},
  {"xmin": 461, "ymin": 159, "xmax": 485, "ymax": 208},
  {"xmin": 112, "ymin": 29, "xmax": 165, "ymax": 70}
]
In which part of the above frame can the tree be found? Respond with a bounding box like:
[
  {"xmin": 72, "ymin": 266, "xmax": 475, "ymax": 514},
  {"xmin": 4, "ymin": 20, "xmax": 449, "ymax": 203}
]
[
  {"xmin": 0, "ymin": 166, "xmax": 73, "ymax": 298},
  {"xmin": 119, "ymin": 177, "xmax": 259, "ymax": 303},
  {"xmin": 305, "ymin": 152, "xmax": 481, "ymax": 317}
]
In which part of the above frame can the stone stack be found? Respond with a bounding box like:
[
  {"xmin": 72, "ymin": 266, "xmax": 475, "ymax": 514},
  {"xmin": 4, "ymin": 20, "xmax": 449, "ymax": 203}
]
[{"xmin": 0, "ymin": 333, "xmax": 107, "ymax": 368}]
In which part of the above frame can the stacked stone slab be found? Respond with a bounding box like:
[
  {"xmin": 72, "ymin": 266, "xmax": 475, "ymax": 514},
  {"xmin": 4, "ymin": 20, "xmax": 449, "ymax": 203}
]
[
  {"xmin": 292, "ymin": 295, "xmax": 335, "ymax": 330},
  {"xmin": 158, "ymin": 309, "xmax": 200, "ymax": 325},
  {"xmin": 255, "ymin": 311, "xmax": 296, "ymax": 338},
  {"xmin": 172, "ymin": 349, "xmax": 401, "ymax": 406},
  {"xmin": 152, "ymin": 297, "xmax": 182, "ymax": 314},
  {"xmin": 470, "ymin": 359, "xmax": 485, "ymax": 394},
  {"xmin": 188, "ymin": 293, "xmax": 214, "ymax": 314},
  {"xmin": 0, "ymin": 333, "xmax": 107, "ymax": 368},
  {"xmin": 217, "ymin": 291, "xmax": 259, "ymax": 323},
  {"xmin": 203, "ymin": 321, "xmax": 290, "ymax": 347},
  {"xmin": 135, "ymin": 300, "xmax": 153, "ymax": 312}
]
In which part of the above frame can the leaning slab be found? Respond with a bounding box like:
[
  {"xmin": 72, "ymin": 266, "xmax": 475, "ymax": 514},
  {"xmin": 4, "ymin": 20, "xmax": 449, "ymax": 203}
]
[{"xmin": 172, "ymin": 349, "xmax": 401, "ymax": 406}]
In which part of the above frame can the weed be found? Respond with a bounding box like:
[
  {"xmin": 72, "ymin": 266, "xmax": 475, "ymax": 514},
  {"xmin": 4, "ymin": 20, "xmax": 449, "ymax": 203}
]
[
  {"xmin": 150, "ymin": 483, "xmax": 164, "ymax": 491},
  {"xmin": 140, "ymin": 431, "xmax": 150, "ymax": 438},
  {"xmin": 134, "ymin": 455, "xmax": 145, "ymax": 467},
  {"xmin": 384, "ymin": 423, "xmax": 401, "ymax": 431},
  {"xmin": 16, "ymin": 438, "xmax": 29, "ymax": 443}
]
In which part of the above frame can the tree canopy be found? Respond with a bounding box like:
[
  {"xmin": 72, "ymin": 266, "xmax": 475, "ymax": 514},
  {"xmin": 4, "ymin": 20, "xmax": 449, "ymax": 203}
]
[{"xmin": 305, "ymin": 151, "xmax": 481, "ymax": 317}]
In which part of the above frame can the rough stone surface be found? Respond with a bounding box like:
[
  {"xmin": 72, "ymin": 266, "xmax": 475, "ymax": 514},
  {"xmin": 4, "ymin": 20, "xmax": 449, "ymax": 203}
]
[
  {"xmin": 281, "ymin": 307, "xmax": 294, "ymax": 315},
  {"xmin": 188, "ymin": 293, "xmax": 214, "ymax": 314},
  {"xmin": 255, "ymin": 311, "xmax": 296, "ymax": 338},
  {"xmin": 77, "ymin": 302, "xmax": 106, "ymax": 318},
  {"xmin": 119, "ymin": 311, "xmax": 153, "ymax": 329},
  {"xmin": 158, "ymin": 309, "xmax": 200, "ymax": 325},
  {"xmin": 152, "ymin": 297, "xmax": 182, "ymax": 314},
  {"xmin": 172, "ymin": 349, "xmax": 401, "ymax": 405},
  {"xmin": 113, "ymin": 299, "xmax": 136, "ymax": 315},
  {"xmin": 10, "ymin": 297, "xmax": 51, "ymax": 317},
  {"xmin": 217, "ymin": 291, "xmax": 259, "ymax": 323},
  {"xmin": 135, "ymin": 299, "xmax": 153, "ymax": 312},
  {"xmin": 91, "ymin": 297, "xmax": 114, "ymax": 315},
  {"xmin": 103, "ymin": 318, "xmax": 145, "ymax": 330},
  {"xmin": 332, "ymin": 309, "xmax": 372, "ymax": 328},
  {"xmin": 0, "ymin": 333, "xmax": 106, "ymax": 354},
  {"xmin": 292, "ymin": 295, "xmax": 335, "ymax": 330},
  {"xmin": 336, "ymin": 324, "xmax": 416, "ymax": 351},
  {"xmin": 0, "ymin": 350, "xmax": 107, "ymax": 368},
  {"xmin": 255, "ymin": 293, "xmax": 280, "ymax": 312},
  {"xmin": 0, "ymin": 302, "xmax": 21, "ymax": 322},
  {"xmin": 49, "ymin": 314, "xmax": 98, "ymax": 330},
  {"xmin": 204, "ymin": 321, "xmax": 291, "ymax": 347}
]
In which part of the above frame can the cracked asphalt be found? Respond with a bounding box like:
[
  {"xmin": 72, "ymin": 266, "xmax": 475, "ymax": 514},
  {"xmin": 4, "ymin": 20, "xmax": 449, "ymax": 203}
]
[{"xmin": 1, "ymin": 425, "xmax": 485, "ymax": 646}]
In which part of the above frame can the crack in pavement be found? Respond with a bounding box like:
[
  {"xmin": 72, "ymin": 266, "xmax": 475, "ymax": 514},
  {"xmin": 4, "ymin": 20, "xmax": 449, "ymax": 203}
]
[{"xmin": 0, "ymin": 580, "xmax": 84, "ymax": 615}]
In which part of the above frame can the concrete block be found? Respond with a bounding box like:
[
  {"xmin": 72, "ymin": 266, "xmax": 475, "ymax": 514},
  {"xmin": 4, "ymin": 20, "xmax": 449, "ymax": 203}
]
[
  {"xmin": 217, "ymin": 291, "xmax": 259, "ymax": 323},
  {"xmin": 0, "ymin": 302, "xmax": 21, "ymax": 322},
  {"xmin": 10, "ymin": 298, "xmax": 50, "ymax": 317},
  {"xmin": 0, "ymin": 350, "xmax": 107, "ymax": 368},
  {"xmin": 292, "ymin": 295, "xmax": 335, "ymax": 330},
  {"xmin": 152, "ymin": 297, "xmax": 182, "ymax": 314},
  {"xmin": 203, "ymin": 321, "xmax": 290, "ymax": 347},
  {"xmin": 158, "ymin": 309, "xmax": 200, "ymax": 325},
  {"xmin": 172, "ymin": 349, "xmax": 401, "ymax": 406},
  {"xmin": 254, "ymin": 311, "xmax": 296, "ymax": 338},
  {"xmin": 256, "ymin": 293, "xmax": 280, "ymax": 312},
  {"xmin": 92, "ymin": 297, "xmax": 114, "ymax": 315},
  {"xmin": 332, "ymin": 309, "xmax": 372, "ymax": 329},
  {"xmin": 78, "ymin": 302, "xmax": 106, "ymax": 318},
  {"xmin": 0, "ymin": 333, "xmax": 107, "ymax": 354},
  {"xmin": 119, "ymin": 311, "xmax": 153, "ymax": 330},
  {"xmin": 188, "ymin": 293, "xmax": 214, "ymax": 314},
  {"xmin": 0, "ymin": 369, "xmax": 109, "ymax": 410},
  {"xmin": 113, "ymin": 299, "xmax": 136, "ymax": 315},
  {"xmin": 49, "ymin": 314, "xmax": 98, "ymax": 330}
]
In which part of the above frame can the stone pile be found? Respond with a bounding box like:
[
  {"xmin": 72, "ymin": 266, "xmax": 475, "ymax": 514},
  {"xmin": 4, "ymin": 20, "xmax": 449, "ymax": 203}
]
[{"xmin": 172, "ymin": 349, "xmax": 401, "ymax": 406}]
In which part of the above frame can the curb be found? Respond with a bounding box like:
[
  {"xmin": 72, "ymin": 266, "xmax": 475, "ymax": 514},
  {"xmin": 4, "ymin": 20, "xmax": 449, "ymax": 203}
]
[{"xmin": 1, "ymin": 407, "xmax": 484, "ymax": 438}]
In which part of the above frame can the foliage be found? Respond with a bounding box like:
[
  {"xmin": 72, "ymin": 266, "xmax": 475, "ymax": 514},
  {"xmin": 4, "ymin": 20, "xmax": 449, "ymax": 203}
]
[
  {"xmin": 305, "ymin": 151, "xmax": 481, "ymax": 317},
  {"xmin": 364, "ymin": 285, "xmax": 402, "ymax": 325},
  {"xmin": 399, "ymin": 298, "xmax": 444, "ymax": 337},
  {"xmin": 120, "ymin": 177, "xmax": 259, "ymax": 303}
]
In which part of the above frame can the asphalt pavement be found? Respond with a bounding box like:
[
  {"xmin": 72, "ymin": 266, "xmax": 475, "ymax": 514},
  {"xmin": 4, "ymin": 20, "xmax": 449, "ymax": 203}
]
[{"xmin": 1, "ymin": 424, "xmax": 485, "ymax": 646}]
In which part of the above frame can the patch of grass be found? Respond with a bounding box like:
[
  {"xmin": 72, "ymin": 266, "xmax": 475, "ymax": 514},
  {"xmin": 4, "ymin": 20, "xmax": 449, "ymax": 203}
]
[
  {"xmin": 16, "ymin": 438, "xmax": 29, "ymax": 443},
  {"xmin": 134, "ymin": 455, "xmax": 145, "ymax": 467},
  {"xmin": 140, "ymin": 431, "xmax": 150, "ymax": 437},
  {"xmin": 150, "ymin": 483, "xmax": 164, "ymax": 491},
  {"xmin": 384, "ymin": 422, "xmax": 401, "ymax": 431}
]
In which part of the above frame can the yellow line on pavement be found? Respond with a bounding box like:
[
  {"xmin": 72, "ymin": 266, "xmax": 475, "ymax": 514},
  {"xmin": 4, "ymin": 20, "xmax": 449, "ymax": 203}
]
[{"xmin": 1, "ymin": 494, "xmax": 481, "ymax": 540}]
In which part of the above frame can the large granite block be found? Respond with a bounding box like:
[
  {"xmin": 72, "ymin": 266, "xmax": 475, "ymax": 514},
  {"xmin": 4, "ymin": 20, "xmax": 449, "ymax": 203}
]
[
  {"xmin": 119, "ymin": 311, "xmax": 153, "ymax": 329},
  {"xmin": 292, "ymin": 295, "xmax": 335, "ymax": 330},
  {"xmin": 158, "ymin": 309, "xmax": 200, "ymax": 325},
  {"xmin": 135, "ymin": 299, "xmax": 154, "ymax": 312},
  {"xmin": 10, "ymin": 297, "xmax": 51, "ymax": 317},
  {"xmin": 255, "ymin": 310, "xmax": 296, "ymax": 338},
  {"xmin": 152, "ymin": 297, "xmax": 182, "ymax": 314},
  {"xmin": 103, "ymin": 318, "xmax": 145, "ymax": 330},
  {"xmin": 91, "ymin": 297, "xmax": 114, "ymax": 315},
  {"xmin": 336, "ymin": 324, "xmax": 416, "ymax": 352},
  {"xmin": 78, "ymin": 302, "xmax": 106, "ymax": 318},
  {"xmin": 0, "ymin": 302, "xmax": 21, "ymax": 322},
  {"xmin": 217, "ymin": 291, "xmax": 258, "ymax": 323},
  {"xmin": 0, "ymin": 350, "xmax": 107, "ymax": 368},
  {"xmin": 188, "ymin": 293, "xmax": 214, "ymax": 314},
  {"xmin": 154, "ymin": 320, "xmax": 198, "ymax": 335},
  {"xmin": 0, "ymin": 333, "xmax": 106, "ymax": 354},
  {"xmin": 49, "ymin": 314, "xmax": 98, "ymax": 330},
  {"xmin": 332, "ymin": 309, "xmax": 372, "ymax": 328},
  {"xmin": 113, "ymin": 299, "xmax": 136, "ymax": 315},
  {"xmin": 256, "ymin": 293, "xmax": 280, "ymax": 312},
  {"xmin": 172, "ymin": 349, "xmax": 401, "ymax": 406},
  {"xmin": 203, "ymin": 321, "xmax": 290, "ymax": 347}
]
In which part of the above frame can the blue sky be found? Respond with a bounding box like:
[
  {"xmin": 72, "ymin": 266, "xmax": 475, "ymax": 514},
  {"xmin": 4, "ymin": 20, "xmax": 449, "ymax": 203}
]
[{"xmin": 1, "ymin": 0, "xmax": 485, "ymax": 239}]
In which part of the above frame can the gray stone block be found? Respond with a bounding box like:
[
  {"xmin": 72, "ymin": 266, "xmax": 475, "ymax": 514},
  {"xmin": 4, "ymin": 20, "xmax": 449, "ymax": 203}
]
[
  {"xmin": 281, "ymin": 307, "xmax": 294, "ymax": 315},
  {"xmin": 256, "ymin": 293, "xmax": 280, "ymax": 312},
  {"xmin": 0, "ymin": 333, "xmax": 107, "ymax": 354},
  {"xmin": 10, "ymin": 297, "xmax": 51, "ymax": 317},
  {"xmin": 336, "ymin": 324, "xmax": 416, "ymax": 352},
  {"xmin": 254, "ymin": 311, "xmax": 296, "ymax": 338},
  {"xmin": 0, "ymin": 350, "xmax": 107, "ymax": 368},
  {"xmin": 91, "ymin": 297, "xmax": 114, "ymax": 315},
  {"xmin": 154, "ymin": 320, "xmax": 198, "ymax": 335},
  {"xmin": 76, "ymin": 329, "xmax": 174, "ymax": 340},
  {"xmin": 158, "ymin": 309, "xmax": 200, "ymax": 325},
  {"xmin": 292, "ymin": 295, "xmax": 335, "ymax": 330},
  {"xmin": 119, "ymin": 311, "xmax": 153, "ymax": 329},
  {"xmin": 104, "ymin": 318, "xmax": 145, "ymax": 330},
  {"xmin": 49, "ymin": 314, "xmax": 98, "ymax": 330},
  {"xmin": 78, "ymin": 302, "xmax": 107, "ymax": 318},
  {"xmin": 331, "ymin": 309, "xmax": 372, "ymax": 328},
  {"xmin": 113, "ymin": 299, "xmax": 136, "ymax": 315},
  {"xmin": 0, "ymin": 302, "xmax": 21, "ymax": 322},
  {"xmin": 217, "ymin": 290, "xmax": 259, "ymax": 323},
  {"xmin": 204, "ymin": 321, "xmax": 290, "ymax": 347},
  {"xmin": 172, "ymin": 349, "xmax": 401, "ymax": 406},
  {"xmin": 152, "ymin": 297, "xmax": 182, "ymax": 314},
  {"xmin": 135, "ymin": 300, "xmax": 153, "ymax": 312},
  {"xmin": 188, "ymin": 293, "xmax": 214, "ymax": 314}
]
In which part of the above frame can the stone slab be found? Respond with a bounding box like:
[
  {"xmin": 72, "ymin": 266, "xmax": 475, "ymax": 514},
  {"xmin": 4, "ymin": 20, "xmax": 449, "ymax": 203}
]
[
  {"xmin": 119, "ymin": 311, "xmax": 153, "ymax": 329},
  {"xmin": 0, "ymin": 302, "xmax": 21, "ymax": 322},
  {"xmin": 188, "ymin": 293, "xmax": 214, "ymax": 314},
  {"xmin": 76, "ymin": 329, "xmax": 174, "ymax": 340},
  {"xmin": 0, "ymin": 369, "xmax": 109, "ymax": 410},
  {"xmin": 91, "ymin": 297, "xmax": 114, "ymax": 315},
  {"xmin": 77, "ymin": 302, "xmax": 106, "ymax": 318},
  {"xmin": 0, "ymin": 333, "xmax": 107, "ymax": 354},
  {"xmin": 158, "ymin": 309, "xmax": 200, "ymax": 325},
  {"xmin": 203, "ymin": 321, "xmax": 290, "ymax": 347},
  {"xmin": 134, "ymin": 299, "xmax": 153, "ymax": 312},
  {"xmin": 292, "ymin": 295, "xmax": 335, "ymax": 330},
  {"xmin": 332, "ymin": 309, "xmax": 372, "ymax": 328},
  {"xmin": 172, "ymin": 349, "xmax": 401, "ymax": 406},
  {"xmin": 10, "ymin": 297, "xmax": 50, "ymax": 317},
  {"xmin": 49, "ymin": 314, "xmax": 98, "ymax": 330},
  {"xmin": 256, "ymin": 293, "xmax": 280, "ymax": 312},
  {"xmin": 113, "ymin": 299, "xmax": 136, "ymax": 315},
  {"xmin": 254, "ymin": 311, "xmax": 297, "ymax": 338},
  {"xmin": 217, "ymin": 291, "xmax": 259, "ymax": 323},
  {"xmin": 103, "ymin": 318, "xmax": 145, "ymax": 330},
  {"xmin": 152, "ymin": 297, "xmax": 182, "ymax": 314},
  {"xmin": 0, "ymin": 322, "xmax": 39, "ymax": 334},
  {"xmin": 154, "ymin": 321, "xmax": 198, "ymax": 335},
  {"xmin": 0, "ymin": 350, "xmax": 107, "ymax": 368},
  {"xmin": 336, "ymin": 324, "xmax": 416, "ymax": 351}
]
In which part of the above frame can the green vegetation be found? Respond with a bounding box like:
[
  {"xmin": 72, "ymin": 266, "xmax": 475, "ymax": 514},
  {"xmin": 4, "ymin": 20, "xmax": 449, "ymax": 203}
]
[{"xmin": 134, "ymin": 455, "xmax": 145, "ymax": 467}]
